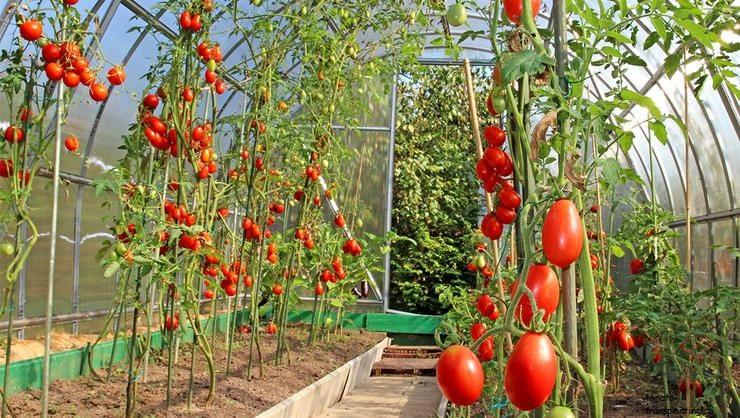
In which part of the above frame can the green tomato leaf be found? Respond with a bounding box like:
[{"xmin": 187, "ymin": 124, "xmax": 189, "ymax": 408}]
[
  {"xmin": 500, "ymin": 51, "xmax": 554, "ymax": 84},
  {"xmin": 619, "ymin": 89, "xmax": 662, "ymax": 120}
]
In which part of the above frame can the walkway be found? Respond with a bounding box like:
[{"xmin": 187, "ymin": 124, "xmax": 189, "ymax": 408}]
[
  {"xmin": 320, "ymin": 345, "xmax": 443, "ymax": 417},
  {"xmin": 321, "ymin": 376, "xmax": 442, "ymax": 418}
]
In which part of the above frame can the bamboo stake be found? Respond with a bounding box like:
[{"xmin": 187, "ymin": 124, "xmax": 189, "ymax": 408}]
[{"xmin": 462, "ymin": 59, "xmax": 512, "ymax": 352}]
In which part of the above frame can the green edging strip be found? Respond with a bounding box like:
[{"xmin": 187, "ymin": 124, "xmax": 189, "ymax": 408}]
[
  {"xmin": 286, "ymin": 311, "xmax": 441, "ymax": 334},
  {"xmin": 0, "ymin": 311, "xmax": 439, "ymax": 396}
]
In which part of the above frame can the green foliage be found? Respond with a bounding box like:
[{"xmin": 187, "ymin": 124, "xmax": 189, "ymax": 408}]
[
  {"xmin": 390, "ymin": 65, "xmax": 491, "ymax": 314},
  {"xmin": 609, "ymin": 202, "xmax": 740, "ymax": 410}
]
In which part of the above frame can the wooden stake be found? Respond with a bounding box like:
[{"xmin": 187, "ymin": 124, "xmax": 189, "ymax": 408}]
[{"xmin": 462, "ymin": 59, "xmax": 512, "ymax": 352}]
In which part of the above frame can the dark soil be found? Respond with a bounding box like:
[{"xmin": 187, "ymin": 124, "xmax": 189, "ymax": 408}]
[{"xmin": 9, "ymin": 325, "xmax": 385, "ymax": 417}]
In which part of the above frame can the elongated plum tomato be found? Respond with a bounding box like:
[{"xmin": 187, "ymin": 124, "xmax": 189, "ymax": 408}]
[
  {"xmin": 502, "ymin": 0, "xmax": 542, "ymax": 25},
  {"xmin": 510, "ymin": 264, "xmax": 559, "ymax": 325},
  {"xmin": 504, "ymin": 332, "xmax": 557, "ymax": 411},
  {"xmin": 541, "ymin": 199, "xmax": 584, "ymax": 268},
  {"xmin": 436, "ymin": 345, "xmax": 484, "ymax": 406}
]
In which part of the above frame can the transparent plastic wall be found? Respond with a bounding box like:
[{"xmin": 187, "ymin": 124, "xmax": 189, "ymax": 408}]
[
  {"xmin": 0, "ymin": 0, "xmax": 288, "ymax": 335},
  {"xmin": 409, "ymin": 0, "xmax": 739, "ymax": 290}
]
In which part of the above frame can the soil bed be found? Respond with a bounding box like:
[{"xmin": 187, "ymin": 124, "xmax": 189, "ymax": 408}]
[{"xmin": 9, "ymin": 324, "xmax": 385, "ymax": 417}]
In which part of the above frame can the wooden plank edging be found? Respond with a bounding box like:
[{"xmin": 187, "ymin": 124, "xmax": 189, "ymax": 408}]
[{"xmin": 257, "ymin": 337, "xmax": 391, "ymax": 418}]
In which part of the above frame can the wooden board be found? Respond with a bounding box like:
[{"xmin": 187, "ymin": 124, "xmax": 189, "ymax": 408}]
[{"xmin": 321, "ymin": 376, "xmax": 442, "ymax": 418}]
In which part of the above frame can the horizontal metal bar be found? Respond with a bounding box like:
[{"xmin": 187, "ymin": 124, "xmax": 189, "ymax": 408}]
[
  {"xmin": 668, "ymin": 208, "xmax": 740, "ymax": 228},
  {"xmin": 36, "ymin": 168, "xmax": 93, "ymax": 186},
  {"xmin": 1, "ymin": 293, "xmax": 381, "ymax": 331},
  {"xmin": 417, "ymin": 57, "xmax": 494, "ymax": 67}
]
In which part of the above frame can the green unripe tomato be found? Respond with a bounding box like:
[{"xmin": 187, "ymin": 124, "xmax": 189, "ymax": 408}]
[
  {"xmin": 321, "ymin": 159, "xmax": 329, "ymax": 169},
  {"xmin": 207, "ymin": 59, "xmax": 217, "ymax": 72},
  {"xmin": 446, "ymin": 3, "xmax": 467, "ymax": 27},
  {"xmin": 0, "ymin": 243, "xmax": 14, "ymax": 256},
  {"xmin": 547, "ymin": 406, "xmax": 575, "ymax": 418},
  {"xmin": 115, "ymin": 242, "xmax": 127, "ymax": 256},
  {"xmin": 324, "ymin": 317, "xmax": 333, "ymax": 326},
  {"xmin": 474, "ymin": 254, "xmax": 486, "ymax": 269},
  {"xmin": 251, "ymin": 0, "xmax": 262, "ymax": 5},
  {"xmin": 492, "ymin": 96, "xmax": 506, "ymax": 114},
  {"xmin": 355, "ymin": 219, "xmax": 363, "ymax": 228},
  {"xmin": 300, "ymin": 5, "xmax": 307, "ymax": 16}
]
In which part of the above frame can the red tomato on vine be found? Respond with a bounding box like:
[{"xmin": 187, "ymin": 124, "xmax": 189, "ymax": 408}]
[
  {"xmin": 436, "ymin": 345, "xmax": 484, "ymax": 406},
  {"xmin": 504, "ymin": 332, "xmax": 556, "ymax": 411}
]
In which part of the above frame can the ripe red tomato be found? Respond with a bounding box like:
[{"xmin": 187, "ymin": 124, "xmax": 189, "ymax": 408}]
[
  {"xmin": 483, "ymin": 126, "xmax": 506, "ymax": 147},
  {"xmin": 498, "ymin": 188, "xmax": 521, "ymax": 209},
  {"xmin": 488, "ymin": 304, "xmax": 500, "ymax": 321},
  {"xmin": 63, "ymin": 71, "xmax": 80, "ymax": 88},
  {"xmin": 436, "ymin": 345, "xmax": 484, "ymax": 406},
  {"xmin": 334, "ymin": 213, "xmax": 345, "ymax": 228},
  {"xmin": 483, "ymin": 146, "xmax": 505, "ymax": 170},
  {"xmin": 42, "ymin": 43, "xmax": 61, "ymax": 62},
  {"xmin": 79, "ymin": 70, "xmax": 95, "ymax": 86},
  {"xmin": 630, "ymin": 258, "xmax": 645, "ymax": 274},
  {"xmin": 510, "ymin": 264, "xmax": 559, "ymax": 325},
  {"xmin": 495, "ymin": 205, "xmax": 517, "ymax": 224},
  {"xmin": 486, "ymin": 94, "xmax": 497, "ymax": 116},
  {"xmin": 590, "ymin": 204, "xmax": 599, "ymax": 213},
  {"xmin": 19, "ymin": 20, "xmax": 43, "ymax": 41},
  {"xmin": 224, "ymin": 283, "xmax": 237, "ymax": 296},
  {"xmin": 475, "ymin": 158, "xmax": 494, "ymax": 182},
  {"xmin": 45, "ymin": 62, "xmax": 64, "ymax": 81},
  {"xmin": 314, "ymin": 282, "xmax": 324, "ymax": 296},
  {"xmin": 542, "ymin": 199, "xmax": 584, "ymax": 268},
  {"xmin": 480, "ymin": 213, "xmax": 503, "ymax": 240},
  {"xmin": 504, "ymin": 332, "xmax": 557, "ymax": 411},
  {"xmin": 477, "ymin": 337, "xmax": 494, "ymax": 362},
  {"xmin": 0, "ymin": 160, "xmax": 13, "ymax": 178},
  {"xmin": 89, "ymin": 83, "xmax": 108, "ymax": 102},
  {"xmin": 265, "ymin": 322, "xmax": 277, "ymax": 334},
  {"xmin": 64, "ymin": 136, "xmax": 79, "ymax": 152},
  {"xmin": 470, "ymin": 322, "xmax": 486, "ymax": 341},
  {"xmin": 182, "ymin": 87, "xmax": 194, "ymax": 102},
  {"xmin": 503, "ymin": 0, "xmax": 542, "ymax": 25},
  {"xmin": 203, "ymin": 289, "xmax": 214, "ymax": 300},
  {"xmin": 204, "ymin": 69, "xmax": 217, "ymax": 84},
  {"xmin": 143, "ymin": 93, "xmax": 160, "ymax": 109},
  {"xmin": 272, "ymin": 283, "xmax": 283, "ymax": 296},
  {"xmin": 475, "ymin": 294, "xmax": 495, "ymax": 317},
  {"xmin": 498, "ymin": 152, "xmax": 514, "ymax": 176},
  {"xmin": 180, "ymin": 11, "xmax": 192, "ymax": 29},
  {"xmin": 4, "ymin": 126, "xmax": 24, "ymax": 143},
  {"xmin": 106, "ymin": 66, "xmax": 126, "ymax": 85},
  {"xmin": 214, "ymin": 79, "xmax": 226, "ymax": 94},
  {"xmin": 164, "ymin": 315, "xmax": 179, "ymax": 331},
  {"xmin": 616, "ymin": 332, "xmax": 634, "ymax": 351}
]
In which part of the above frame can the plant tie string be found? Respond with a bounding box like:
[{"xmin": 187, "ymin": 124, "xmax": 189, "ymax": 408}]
[
  {"xmin": 127, "ymin": 369, "xmax": 142, "ymax": 383},
  {"xmin": 490, "ymin": 396, "xmax": 508, "ymax": 410}
]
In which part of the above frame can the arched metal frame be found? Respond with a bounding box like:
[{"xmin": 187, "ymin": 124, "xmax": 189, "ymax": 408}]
[{"xmin": 0, "ymin": 0, "xmax": 736, "ymax": 329}]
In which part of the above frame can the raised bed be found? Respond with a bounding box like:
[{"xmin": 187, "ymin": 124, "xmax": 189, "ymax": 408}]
[
  {"xmin": 258, "ymin": 337, "xmax": 391, "ymax": 418},
  {"xmin": 7, "ymin": 326, "xmax": 387, "ymax": 416}
]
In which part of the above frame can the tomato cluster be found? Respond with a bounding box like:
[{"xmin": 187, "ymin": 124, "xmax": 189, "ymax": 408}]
[
  {"xmin": 41, "ymin": 38, "xmax": 118, "ymax": 102},
  {"xmin": 342, "ymin": 238, "xmax": 362, "ymax": 256},
  {"xmin": 476, "ymin": 125, "xmax": 521, "ymax": 241}
]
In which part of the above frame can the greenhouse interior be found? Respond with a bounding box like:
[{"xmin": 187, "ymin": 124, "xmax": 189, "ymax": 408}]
[{"xmin": 0, "ymin": 0, "xmax": 737, "ymax": 416}]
